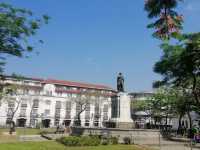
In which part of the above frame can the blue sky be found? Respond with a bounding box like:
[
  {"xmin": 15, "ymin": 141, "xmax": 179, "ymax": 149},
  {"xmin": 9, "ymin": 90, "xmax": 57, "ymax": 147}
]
[{"xmin": 3, "ymin": 0, "xmax": 200, "ymax": 92}]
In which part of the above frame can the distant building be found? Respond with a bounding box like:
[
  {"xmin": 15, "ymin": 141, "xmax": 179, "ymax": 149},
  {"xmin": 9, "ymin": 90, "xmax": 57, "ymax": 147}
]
[
  {"xmin": 0, "ymin": 76, "xmax": 117, "ymax": 128},
  {"xmin": 129, "ymin": 92, "xmax": 153, "ymax": 128},
  {"xmin": 129, "ymin": 92, "xmax": 200, "ymax": 129}
]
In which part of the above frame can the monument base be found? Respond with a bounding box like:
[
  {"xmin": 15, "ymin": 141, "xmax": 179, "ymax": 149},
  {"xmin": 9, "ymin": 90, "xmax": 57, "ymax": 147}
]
[
  {"xmin": 116, "ymin": 122, "xmax": 134, "ymax": 129},
  {"xmin": 111, "ymin": 92, "xmax": 134, "ymax": 129}
]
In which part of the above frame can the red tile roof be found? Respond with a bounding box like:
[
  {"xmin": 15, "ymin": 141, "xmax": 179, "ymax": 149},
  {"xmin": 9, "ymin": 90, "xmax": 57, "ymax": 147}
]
[
  {"xmin": 44, "ymin": 79, "xmax": 115, "ymax": 91},
  {"xmin": 5, "ymin": 75, "xmax": 116, "ymax": 92}
]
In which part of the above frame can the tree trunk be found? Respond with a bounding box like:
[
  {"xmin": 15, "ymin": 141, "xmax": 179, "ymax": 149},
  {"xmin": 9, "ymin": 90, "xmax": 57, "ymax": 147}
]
[
  {"xmin": 77, "ymin": 113, "xmax": 81, "ymax": 126},
  {"xmin": 192, "ymin": 74, "xmax": 200, "ymax": 106},
  {"xmin": 9, "ymin": 113, "xmax": 15, "ymax": 135},
  {"xmin": 187, "ymin": 111, "xmax": 193, "ymax": 138},
  {"xmin": 187, "ymin": 111, "xmax": 192, "ymax": 129},
  {"xmin": 177, "ymin": 113, "xmax": 183, "ymax": 135},
  {"xmin": 9, "ymin": 101, "xmax": 20, "ymax": 135},
  {"xmin": 165, "ymin": 115, "xmax": 168, "ymax": 125}
]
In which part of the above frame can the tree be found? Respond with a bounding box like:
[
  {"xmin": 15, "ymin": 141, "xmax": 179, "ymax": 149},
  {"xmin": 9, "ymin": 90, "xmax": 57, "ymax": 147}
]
[
  {"xmin": 132, "ymin": 87, "xmax": 196, "ymax": 130},
  {"xmin": 73, "ymin": 91, "xmax": 102, "ymax": 126},
  {"xmin": 0, "ymin": 3, "xmax": 49, "ymax": 72},
  {"xmin": 144, "ymin": 0, "xmax": 200, "ymax": 136},
  {"xmin": 1, "ymin": 84, "xmax": 21, "ymax": 134},
  {"xmin": 144, "ymin": 0, "xmax": 183, "ymax": 40},
  {"xmin": 73, "ymin": 93, "xmax": 92, "ymax": 126},
  {"xmin": 154, "ymin": 33, "xmax": 200, "ymax": 107},
  {"xmin": 132, "ymin": 94, "xmax": 163, "ymax": 127},
  {"xmin": 0, "ymin": 74, "xmax": 30, "ymax": 134}
]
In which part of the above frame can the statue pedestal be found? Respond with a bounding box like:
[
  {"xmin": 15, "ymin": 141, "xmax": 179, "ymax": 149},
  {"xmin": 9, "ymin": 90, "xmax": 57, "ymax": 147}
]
[{"xmin": 112, "ymin": 92, "xmax": 133, "ymax": 129}]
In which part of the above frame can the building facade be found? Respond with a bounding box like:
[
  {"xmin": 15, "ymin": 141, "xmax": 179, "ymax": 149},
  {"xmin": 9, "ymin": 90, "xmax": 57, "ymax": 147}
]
[
  {"xmin": 129, "ymin": 92, "xmax": 153, "ymax": 128},
  {"xmin": 0, "ymin": 76, "xmax": 117, "ymax": 128}
]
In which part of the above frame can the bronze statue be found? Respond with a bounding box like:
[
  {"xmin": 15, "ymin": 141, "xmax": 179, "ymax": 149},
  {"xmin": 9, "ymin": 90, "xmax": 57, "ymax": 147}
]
[{"xmin": 117, "ymin": 72, "xmax": 124, "ymax": 92}]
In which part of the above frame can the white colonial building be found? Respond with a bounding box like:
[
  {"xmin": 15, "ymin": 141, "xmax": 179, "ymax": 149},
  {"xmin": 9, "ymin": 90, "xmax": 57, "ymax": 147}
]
[{"xmin": 0, "ymin": 76, "xmax": 117, "ymax": 128}]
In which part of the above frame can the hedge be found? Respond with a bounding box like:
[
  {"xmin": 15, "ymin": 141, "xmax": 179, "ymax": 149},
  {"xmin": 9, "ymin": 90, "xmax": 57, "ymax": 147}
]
[
  {"xmin": 57, "ymin": 135, "xmax": 119, "ymax": 146},
  {"xmin": 56, "ymin": 136, "xmax": 100, "ymax": 146}
]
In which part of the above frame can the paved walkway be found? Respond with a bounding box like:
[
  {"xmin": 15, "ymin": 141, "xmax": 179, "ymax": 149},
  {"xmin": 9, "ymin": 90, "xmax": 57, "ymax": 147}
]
[
  {"xmin": 147, "ymin": 138, "xmax": 200, "ymax": 150},
  {"xmin": 19, "ymin": 135, "xmax": 48, "ymax": 141}
]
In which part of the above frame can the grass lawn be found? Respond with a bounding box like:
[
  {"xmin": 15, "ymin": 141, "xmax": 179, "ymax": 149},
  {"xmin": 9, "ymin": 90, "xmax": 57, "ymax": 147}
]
[
  {"xmin": 0, "ymin": 128, "xmax": 56, "ymax": 135},
  {"xmin": 0, "ymin": 128, "xmax": 56, "ymax": 143},
  {"xmin": 0, "ymin": 141, "xmax": 150, "ymax": 150}
]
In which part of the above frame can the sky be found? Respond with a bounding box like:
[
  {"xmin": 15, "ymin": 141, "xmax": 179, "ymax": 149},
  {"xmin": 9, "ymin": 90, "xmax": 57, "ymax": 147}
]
[{"xmin": 3, "ymin": 0, "xmax": 200, "ymax": 92}]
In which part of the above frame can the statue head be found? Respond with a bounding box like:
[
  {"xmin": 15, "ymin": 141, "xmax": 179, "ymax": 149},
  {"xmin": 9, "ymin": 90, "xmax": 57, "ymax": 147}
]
[{"xmin": 118, "ymin": 72, "xmax": 122, "ymax": 76}]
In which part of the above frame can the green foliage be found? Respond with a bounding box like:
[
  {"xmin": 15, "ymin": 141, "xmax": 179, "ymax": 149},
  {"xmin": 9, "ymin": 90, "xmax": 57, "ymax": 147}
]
[
  {"xmin": 101, "ymin": 138, "xmax": 109, "ymax": 145},
  {"xmin": 154, "ymin": 33, "xmax": 200, "ymax": 106},
  {"xmin": 0, "ymin": 141, "xmax": 144, "ymax": 150},
  {"xmin": 109, "ymin": 137, "xmax": 118, "ymax": 145},
  {"xmin": 0, "ymin": 3, "xmax": 49, "ymax": 72},
  {"xmin": 144, "ymin": 0, "xmax": 183, "ymax": 40},
  {"xmin": 56, "ymin": 136, "xmax": 101, "ymax": 147},
  {"xmin": 57, "ymin": 136, "xmax": 81, "ymax": 146},
  {"xmin": 57, "ymin": 136, "xmax": 118, "ymax": 147},
  {"xmin": 100, "ymin": 136, "xmax": 118, "ymax": 145},
  {"xmin": 123, "ymin": 137, "xmax": 131, "ymax": 145}
]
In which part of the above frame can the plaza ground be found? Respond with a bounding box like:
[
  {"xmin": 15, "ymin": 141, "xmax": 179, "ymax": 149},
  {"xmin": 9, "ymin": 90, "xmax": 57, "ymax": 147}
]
[
  {"xmin": 0, "ymin": 141, "xmax": 149, "ymax": 150},
  {"xmin": 1, "ymin": 128, "xmax": 200, "ymax": 150},
  {"xmin": 0, "ymin": 128, "xmax": 56, "ymax": 135},
  {"xmin": 0, "ymin": 128, "xmax": 55, "ymax": 143},
  {"xmin": 0, "ymin": 128, "xmax": 150, "ymax": 150}
]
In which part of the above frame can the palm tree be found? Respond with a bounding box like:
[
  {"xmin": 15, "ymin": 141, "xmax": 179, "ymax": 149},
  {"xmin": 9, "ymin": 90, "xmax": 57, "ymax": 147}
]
[{"xmin": 144, "ymin": 0, "xmax": 183, "ymax": 40}]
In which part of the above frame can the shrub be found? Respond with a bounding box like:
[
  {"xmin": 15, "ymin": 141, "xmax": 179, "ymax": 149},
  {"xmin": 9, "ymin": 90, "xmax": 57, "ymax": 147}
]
[
  {"xmin": 123, "ymin": 137, "xmax": 131, "ymax": 144},
  {"xmin": 80, "ymin": 136, "xmax": 100, "ymax": 146},
  {"xmin": 89, "ymin": 136, "xmax": 101, "ymax": 146},
  {"xmin": 57, "ymin": 136, "xmax": 100, "ymax": 146},
  {"xmin": 101, "ymin": 137, "xmax": 109, "ymax": 145},
  {"xmin": 57, "ymin": 136, "xmax": 80, "ymax": 146},
  {"xmin": 110, "ymin": 137, "xmax": 118, "ymax": 145}
]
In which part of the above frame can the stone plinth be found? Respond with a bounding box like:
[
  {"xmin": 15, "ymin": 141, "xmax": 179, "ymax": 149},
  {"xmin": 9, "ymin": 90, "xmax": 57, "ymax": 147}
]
[{"xmin": 111, "ymin": 92, "xmax": 133, "ymax": 129}]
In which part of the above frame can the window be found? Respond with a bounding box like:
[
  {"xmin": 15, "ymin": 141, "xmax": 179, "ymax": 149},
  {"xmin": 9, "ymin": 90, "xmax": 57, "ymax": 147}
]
[
  {"xmin": 8, "ymin": 101, "xmax": 15, "ymax": 108},
  {"xmin": 7, "ymin": 108, "xmax": 14, "ymax": 117},
  {"xmin": 23, "ymin": 89, "xmax": 29, "ymax": 95},
  {"xmin": 111, "ymin": 97, "xmax": 118, "ymax": 118},
  {"xmin": 55, "ymin": 101, "xmax": 61, "ymax": 109},
  {"xmin": 85, "ymin": 104, "xmax": 90, "ymax": 120},
  {"xmin": 32, "ymin": 99, "xmax": 39, "ymax": 108},
  {"xmin": 93, "ymin": 121, "xmax": 99, "ymax": 127},
  {"xmin": 54, "ymin": 119, "xmax": 59, "ymax": 126},
  {"xmin": 31, "ymin": 109, "xmax": 38, "ymax": 118},
  {"xmin": 21, "ymin": 99, "xmax": 27, "ymax": 107},
  {"xmin": 45, "ymin": 100, "xmax": 51, "ymax": 105},
  {"xmin": 94, "ymin": 103, "xmax": 100, "ymax": 120},
  {"xmin": 44, "ymin": 109, "xmax": 50, "ymax": 116},
  {"xmin": 55, "ymin": 101, "xmax": 61, "ymax": 122},
  {"xmin": 34, "ymin": 90, "xmax": 40, "ymax": 95},
  {"xmin": 65, "ymin": 101, "xmax": 71, "ymax": 119},
  {"xmin": 85, "ymin": 120, "xmax": 90, "ymax": 126},
  {"xmin": 55, "ymin": 108, "xmax": 61, "ymax": 118},
  {"xmin": 46, "ymin": 91, "xmax": 52, "ymax": 96},
  {"xmin": 23, "ymin": 81, "xmax": 30, "ymax": 84},
  {"xmin": 57, "ymin": 92, "xmax": 62, "ymax": 97},
  {"xmin": 103, "ymin": 104, "xmax": 108, "ymax": 121},
  {"xmin": 20, "ymin": 108, "xmax": 26, "ymax": 117},
  {"xmin": 76, "ymin": 103, "xmax": 81, "ymax": 116}
]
